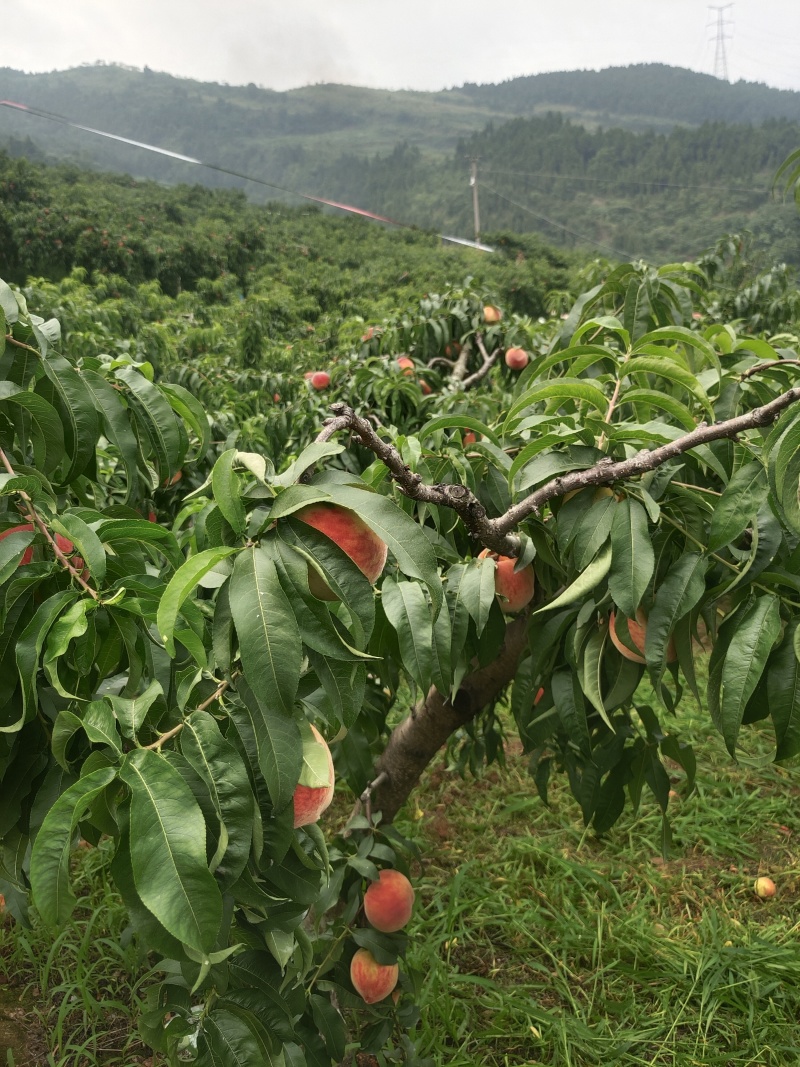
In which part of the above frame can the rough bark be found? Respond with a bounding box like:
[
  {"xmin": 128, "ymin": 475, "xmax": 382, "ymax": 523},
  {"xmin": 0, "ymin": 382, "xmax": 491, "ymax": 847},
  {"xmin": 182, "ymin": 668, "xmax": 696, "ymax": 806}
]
[{"xmin": 370, "ymin": 614, "xmax": 530, "ymax": 823}]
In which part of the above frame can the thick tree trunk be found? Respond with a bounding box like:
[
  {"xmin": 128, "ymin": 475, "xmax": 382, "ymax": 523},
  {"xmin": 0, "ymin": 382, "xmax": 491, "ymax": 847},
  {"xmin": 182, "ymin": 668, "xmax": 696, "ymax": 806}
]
[{"xmin": 371, "ymin": 615, "xmax": 530, "ymax": 823}]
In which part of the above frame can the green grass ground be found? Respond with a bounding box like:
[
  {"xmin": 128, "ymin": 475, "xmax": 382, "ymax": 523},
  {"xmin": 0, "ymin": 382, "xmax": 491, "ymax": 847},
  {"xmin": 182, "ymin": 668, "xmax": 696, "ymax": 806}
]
[
  {"xmin": 2, "ymin": 695, "xmax": 798, "ymax": 1066},
  {"xmin": 400, "ymin": 704, "xmax": 800, "ymax": 1067}
]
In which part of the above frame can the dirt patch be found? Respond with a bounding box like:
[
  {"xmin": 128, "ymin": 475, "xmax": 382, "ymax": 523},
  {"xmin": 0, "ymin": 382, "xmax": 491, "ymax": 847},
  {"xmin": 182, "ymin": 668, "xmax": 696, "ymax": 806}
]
[{"xmin": 0, "ymin": 982, "xmax": 48, "ymax": 1067}]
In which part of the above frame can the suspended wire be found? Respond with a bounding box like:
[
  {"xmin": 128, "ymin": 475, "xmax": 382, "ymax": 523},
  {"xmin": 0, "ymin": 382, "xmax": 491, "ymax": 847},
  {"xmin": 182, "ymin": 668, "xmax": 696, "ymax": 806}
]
[
  {"xmin": 480, "ymin": 165, "xmax": 770, "ymax": 195},
  {"xmin": 479, "ymin": 181, "xmax": 637, "ymax": 261},
  {"xmin": 0, "ymin": 99, "xmax": 407, "ymax": 227}
]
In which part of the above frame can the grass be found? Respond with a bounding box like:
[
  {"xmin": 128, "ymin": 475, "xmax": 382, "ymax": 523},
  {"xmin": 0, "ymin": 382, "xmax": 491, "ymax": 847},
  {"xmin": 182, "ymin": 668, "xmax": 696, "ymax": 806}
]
[
  {"xmin": 2, "ymin": 687, "xmax": 799, "ymax": 1066},
  {"xmin": 0, "ymin": 842, "xmax": 155, "ymax": 1067},
  {"xmin": 398, "ymin": 698, "xmax": 800, "ymax": 1066}
]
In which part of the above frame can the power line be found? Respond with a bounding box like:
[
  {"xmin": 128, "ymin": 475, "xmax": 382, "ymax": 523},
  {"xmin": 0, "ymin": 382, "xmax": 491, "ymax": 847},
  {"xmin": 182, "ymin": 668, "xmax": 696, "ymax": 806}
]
[
  {"xmin": 479, "ymin": 180, "xmax": 637, "ymax": 261},
  {"xmin": 480, "ymin": 165, "xmax": 769, "ymax": 196},
  {"xmin": 0, "ymin": 99, "xmax": 407, "ymax": 227}
]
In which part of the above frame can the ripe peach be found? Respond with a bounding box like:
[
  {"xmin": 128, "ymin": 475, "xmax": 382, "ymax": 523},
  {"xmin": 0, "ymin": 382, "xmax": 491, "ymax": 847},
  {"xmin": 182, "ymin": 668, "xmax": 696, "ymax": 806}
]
[
  {"xmin": 310, "ymin": 371, "xmax": 331, "ymax": 390},
  {"xmin": 273, "ymin": 392, "xmax": 281, "ymax": 402},
  {"xmin": 504, "ymin": 347, "xmax": 529, "ymax": 371},
  {"xmin": 364, "ymin": 869, "xmax": 415, "ymax": 933},
  {"xmin": 463, "ymin": 431, "xmax": 477, "ymax": 446},
  {"xmin": 420, "ymin": 380, "xmax": 432, "ymax": 395},
  {"xmin": 397, "ymin": 356, "xmax": 415, "ymax": 376},
  {"xmin": 754, "ymin": 876, "xmax": 776, "ymax": 899},
  {"xmin": 483, "ymin": 305, "xmax": 502, "ymax": 324},
  {"xmin": 304, "ymin": 371, "xmax": 315, "ymax": 380},
  {"xmin": 444, "ymin": 341, "xmax": 461, "ymax": 358},
  {"xmin": 350, "ymin": 948, "xmax": 399, "ymax": 1004},
  {"xmin": 0, "ymin": 523, "xmax": 82, "ymax": 571},
  {"xmin": 295, "ymin": 503, "xmax": 388, "ymax": 601},
  {"xmin": 293, "ymin": 723, "xmax": 335, "ymax": 828},
  {"xmin": 478, "ymin": 549, "xmax": 535, "ymax": 614},
  {"xmin": 608, "ymin": 609, "xmax": 676, "ymax": 664}
]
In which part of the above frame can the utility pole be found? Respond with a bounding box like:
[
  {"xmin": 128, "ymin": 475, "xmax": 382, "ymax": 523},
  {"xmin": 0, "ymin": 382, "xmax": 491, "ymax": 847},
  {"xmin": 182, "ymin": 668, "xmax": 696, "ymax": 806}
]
[
  {"xmin": 708, "ymin": 4, "xmax": 734, "ymax": 82},
  {"xmin": 469, "ymin": 158, "xmax": 481, "ymax": 244}
]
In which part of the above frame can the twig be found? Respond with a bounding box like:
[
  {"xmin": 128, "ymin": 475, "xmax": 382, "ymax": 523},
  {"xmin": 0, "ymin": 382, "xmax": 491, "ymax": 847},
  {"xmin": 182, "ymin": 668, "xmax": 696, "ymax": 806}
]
[
  {"xmin": 142, "ymin": 679, "xmax": 230, "ymax": 750},
  {"xmin": 461, "ymin": 333, "xmax": 500, "ymax": 390},
  {"xmin": 0, "ymin": 447, "xmax": 100, "ymax": 600},
  {"xmin": 740, "ymin": 359, "xmax": 800, "ymax": 380},
  {"xmin": 4, "ymin": 333, "xmax": 39, "ymax": 354},
  {"xmin": 360, "ymin": 771, "xmax": 388, "ymax": 826}
]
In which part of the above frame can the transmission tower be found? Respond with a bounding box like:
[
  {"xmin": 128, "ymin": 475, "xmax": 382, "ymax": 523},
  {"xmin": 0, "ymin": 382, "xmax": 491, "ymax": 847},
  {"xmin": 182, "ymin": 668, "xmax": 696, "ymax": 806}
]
[{"xmin": 708, "ymin": 4, "xmax": 734, "ymax": 81}]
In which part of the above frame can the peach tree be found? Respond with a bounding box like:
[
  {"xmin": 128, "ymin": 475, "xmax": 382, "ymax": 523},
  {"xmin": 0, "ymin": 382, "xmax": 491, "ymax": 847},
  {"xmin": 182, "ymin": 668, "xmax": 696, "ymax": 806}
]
[{"xmin": 2, "ymin": 253, "xmax": 800, "ymax": 1066}]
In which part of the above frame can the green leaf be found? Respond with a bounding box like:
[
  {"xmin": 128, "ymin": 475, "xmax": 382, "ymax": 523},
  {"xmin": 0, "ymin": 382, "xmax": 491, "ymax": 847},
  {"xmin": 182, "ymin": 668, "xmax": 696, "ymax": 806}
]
[
  {"xmin": 181, "ymin": 711, "xmax": 255, "ymax": 889},
  {"xmin": 0, "ymin": 381, "xmax": 64, "ymax": 474},
  {"xmin": 713, "ymin": 595, "xmax": 781, "ymax": 757},
  {"xmin": 533, "ymin": 543, "xmax": 612, "ymax": 616},
  {"xmin": 29, "ymin": 767, "xmax": 117, "ymax": 927},
  {"xmin": 608, "ymin": 499, "xmax": 654, "ymax": 618},
  {"xmin": 271, "ymin": 441, "xmax": 345, "ymax": 489},
  {"xmin": 707, "ymin": 462, "xmax": 768, "ymax": 552},
  {"xmin": 212, "ymin": 449, "xmax": 247, "ymax": 537},
  {"xmin": 552, "ymin": 670, "xmax": 591, "ymax": 758},
  {"xmin": 197, "ymin": 1004, "xmax": 285, "ymax": 1067},
  {"xmin": 159, "ymin": 381, "xmax": 211, "ymax": 463},
  {"xmin": 82, "ymin": 700, "xmax": 123, "ymax": 754},
  {"xmin": 230, "ymin": 547, "xmax": 301, "ymax": 717},
  {"xmin": 505, "ymin": 379, "xmax": 610, "ymax": 427},
  {"xmin": 13, "ymin": 591, "xmax": 78, "ymax": 733},
  {"xmin": 234, "ymin": 679, "xmax": 302, "ymax": 814},
  {"xmin": 623, "ymin": 354, "xmax": 713, "ymax": 418},
  {"xmin": 645, "ymin": 554, "xmax": 708, "ymax": 686},
  {"xmin": 107, "ymin": 679, "xmax": 163, "ymax": 741},
  {"xmin": 82, "ymin": 370, "xmax": 140, "ymax": 501},
  {"xmin": 119, "ymin": 748, "xmax": 223, "ymax": 953},
  {"xmin": 769, "ymin": 621, "xmax": 800, "ymax": 761},
  {"xmin": 381, "ymin": 577, "xmax": 433, "ymax": 693},
  {"xmin": 51, "ymin": 512, "xmax": 106, "ymax": 585},
  {"xmin": 38, "ymin": 352, "xmax": 100, "ymax": 484},
  {"xmin": 43, "ymin": 598, "xmax": 92, "ymax": 697},
  {"xmin": 310, "ymin": 994, "xmax": 346, "ymax": 1063},
  {"xmin": 157, "ymin": 546, "xmax": 239, "ymax": 655},
  {"xmin": 115, "ymin": 365, "xmax": 187, "ymax": 487},
  {"xmin": 457, "ymin": 556, "xmax": 498, "ymax": 635}
]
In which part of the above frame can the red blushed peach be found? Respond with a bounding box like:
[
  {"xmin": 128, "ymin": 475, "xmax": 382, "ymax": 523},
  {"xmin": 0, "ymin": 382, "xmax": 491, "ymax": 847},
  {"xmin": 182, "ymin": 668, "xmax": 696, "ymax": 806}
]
[
  {"xmin": 363, "ymin": 869, "xmax": 415, "ymax": 933},
  {"xmin": 478, "ymin": 549, "xmax": 535, "ymax": 614},
  {"xmin": 295, "ymin": 502, "xmax": 388, "ymax": 601},
  {"xmin": 293, "ymin": 724, "xmax": 335, "ymax": 828},
  {"xmin": 396, "ymin": 356, "xmax": 415, "ymax": 376},
  {"xmin": 350, "ymin": 948, "xmax": 399, "ymax": 1004},
  {"xmin": 483, "ymin": 304, "xmax": 502, "ymax": 324},
  {"xmin": 609, "ymin": 609, "xmax": 676, "ymax": 664},
  {"xmin": 0, "ymin": 523, "xmax": 84, "ymax": 574},
  {"xmin": 463, "ymin": 431, "xmax": 477, "ymax": 446},
  {"xmin": 310, "ymin": 371, "xmax": 331, "ymax": 390},
  {"xmin": 504, "ymin": 347, "xmax": 529, "ymax": 371},
  {"xmin": 420, "ymin": 380, "xmax": 432, "ymax": 395}
]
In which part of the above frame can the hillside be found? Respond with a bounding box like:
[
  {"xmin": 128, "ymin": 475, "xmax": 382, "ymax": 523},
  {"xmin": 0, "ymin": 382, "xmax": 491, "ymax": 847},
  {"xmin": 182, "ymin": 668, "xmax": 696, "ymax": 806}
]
[{"xmin": 1, "ymin": 63, "xmax": 799, "ymax": 265}]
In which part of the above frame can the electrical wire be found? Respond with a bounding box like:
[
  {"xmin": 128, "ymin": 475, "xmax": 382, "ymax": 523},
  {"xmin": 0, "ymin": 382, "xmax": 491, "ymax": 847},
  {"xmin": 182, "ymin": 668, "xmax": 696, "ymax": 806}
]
[
  {"xmin": 478, "ymin": 181, "xmax": 637, "ymax": 261},
  {"xmin": 0, "ymin": 99, "xmax": 407, "ymax": 227}
]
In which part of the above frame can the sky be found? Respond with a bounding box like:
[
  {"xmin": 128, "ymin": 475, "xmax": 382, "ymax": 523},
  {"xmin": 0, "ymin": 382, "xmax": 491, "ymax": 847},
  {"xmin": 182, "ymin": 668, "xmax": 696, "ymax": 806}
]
[{"xmin": 7, "ymin": 0, "xmax": 800, "ymax": 94}]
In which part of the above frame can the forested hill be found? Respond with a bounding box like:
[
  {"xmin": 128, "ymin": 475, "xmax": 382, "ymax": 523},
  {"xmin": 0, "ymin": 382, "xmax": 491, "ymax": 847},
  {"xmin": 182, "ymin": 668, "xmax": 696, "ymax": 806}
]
[
  {"xmin": 1, "ymin": 63, "xmax": 799, "ymax": 265},
  {"xmin": 453, "ymin": 65, "xmax": 800, "ymax": 128}
]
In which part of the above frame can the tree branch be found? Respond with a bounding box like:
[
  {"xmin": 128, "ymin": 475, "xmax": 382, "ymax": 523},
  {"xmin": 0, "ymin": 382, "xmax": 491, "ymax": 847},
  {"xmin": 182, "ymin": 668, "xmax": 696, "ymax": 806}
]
[
  {"xmin": 0, "ymin": 447, "xmax": 100, "ymax": 599},
  {"xmin": 322, "ymin": 383, "xmax": 800, "ymax": 555},
  {"xmin": 461, "ymin": 333, "xmax": 500, "ymax": 390}
]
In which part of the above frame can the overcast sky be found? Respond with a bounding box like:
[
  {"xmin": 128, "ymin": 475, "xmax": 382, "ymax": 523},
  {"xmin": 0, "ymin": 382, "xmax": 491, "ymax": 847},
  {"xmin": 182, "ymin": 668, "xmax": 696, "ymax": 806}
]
[{"xmin": 7, "ymin": 0, "xmax": 800, "ymax": 93}]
